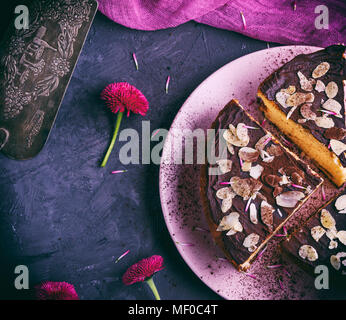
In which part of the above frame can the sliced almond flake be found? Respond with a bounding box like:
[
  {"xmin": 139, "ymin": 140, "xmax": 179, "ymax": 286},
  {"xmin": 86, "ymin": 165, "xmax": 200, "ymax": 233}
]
[
  {"xmin": 330, "ymin": 255, "xmax": 341, "ymax": 270},
  {"xmin": 261, "ymin": 150, "xmax": 275, "ymax": 163},
  {"xmin": 315, "ymin": 116, "xmax": 334, "ymax": 128},
  {"xmin": 276, "ymin": 191, "xmax": 305, "ymax": 208},
  {"xmin": 216, "ymin": 159, "xmax": 233, "ymax": 174},
  {"xmin": 297, "ymin": 71, "xmax": 315, "ymax": 91},
  {"xmin": 325, "ymin": 81, "xmax": 338, "ymax": 99},
  {"xmin": 221, "ymin": 196, "xmax": 234, "ymax": 213},
  {"xmin": 300, "ymin": 103, "xmax": 316, "ymax": 120},
  {"xmin": 238, "ymin": 147, "xmax": 260, "ymax": 162},
  {"xmin": 227, "ymin": 142, "xmax": 235, "ymax": 155},
  {"xmin": 232, "ymin": 220, "xmax": 244, "ymax": 232},
  {"xmin": 226, "ymin": 229, "xmax": 237, "ymax": 236},
  {"xmin": 261, "ymin": 201, "xmax": 274, "ymax": 232},
  {"xmin": 241, "ymin": 161, "xmax": 252, "ymax": 172},
  {"xmin": 326, "ymin": 227, "xmax": 338, "ymax": 240},
  {"xmin": 248, "ymin": 245, "xmax": 257, "ymax": 253},
  {"xmin": 279, "ymin": 174, "xmax": 290, "ymax": 185},
  {"xmin": 230, "ymin": 177, "xmax": 262, "ymax": 201},
  {"xmin": 298, "ymin": 118, "xmax": 307, "ymax": 123},
  {"xmin": 223, "ymin": 124, "xmax": 249, "ymax": 147},
  {"xmin": 335, "ymin": 195, "xmax": 346, "ymax": 211},
  {"xmin": 315, "ymin": 80, "xmax": 325, "ymax": 92},
  {"xmin": 281, "ymin": 85, "xmax": 296, "ymax": 95},
  {"xmin": 255, "ymin": 133, "xmax": 272, "ymax": 151},
  {"xmin": 249, "ymin": 203, "xmax": 258, "ymax": 224},
  {"xmin": 249, "ymin": 164, "xmax": 264, "ymax": 180},
  {"xmin": 243, "ymin": 233, "xmax": 260, "ymax": 250},
  {"xmin": 329, "ymin": 240, "xmax": 338, "ymax": 249},
  {"xmin": 311, "ymin": 225, "xmax": 326, "ymax": 242},
  {"xmin": 299, "ymin": 245, "xmax": 318, "ymax": 261},
  {"xmin": 330, "ymin": 139, "xmax": 346, "ymax": 156},
  {"xmin": 336, "ymin": 230, "xmax": 346, "ymax": 245},
  {"xmin": 216, "ymin": 212, "xmax": 240, "ymax": 231},
  {"xmin": 287, "ymin": 92, "xmax": 315, "ymax": 107},
  {"xmin": 305, "ymin": 93, "xmax": 315, "ymax": 103},
  {"xmin": 216, "ymin": 187, "xmax": 234, "ymax": 200},
  {"xmin": 322, "ymin": 98, "xmax": 342, "ymax": 114},
  {"xmin": 236, "ymin": 123, "xmax": 249, "ymax": 141},
  {"xmin": 312, "ymin": 62, "xmax": 330, "ymax": 79},
  {"xmin": 276, "ymin": 91, "xmax": 291, "ymax": 108},
  {"xmin": 321, "ymin": 209, "xmax": 336, "ymax": 229}
]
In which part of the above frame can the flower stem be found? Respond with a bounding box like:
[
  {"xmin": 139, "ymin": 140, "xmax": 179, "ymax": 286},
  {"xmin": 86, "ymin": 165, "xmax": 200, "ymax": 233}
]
[
  {"xmin": 101, "ymin": 112, "xmax": 123, "ymax": 167},
  {"xmin": 145, "ymin": 277, "xmax": 161, "ymax": 300}
]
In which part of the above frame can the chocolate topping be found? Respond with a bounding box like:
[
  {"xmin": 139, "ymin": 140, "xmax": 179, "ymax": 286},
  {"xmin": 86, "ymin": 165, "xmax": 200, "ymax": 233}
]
[
  {"xmin": 282, "ymin": 193, "xmax": 346, "ymax": 276},
  {"xmin": 258, "ymin": 45, "xmax": 346, "ymax": 166},
  {"xmin": 205, "ymin": 100, "xmax": 322, "ymax": 266}
]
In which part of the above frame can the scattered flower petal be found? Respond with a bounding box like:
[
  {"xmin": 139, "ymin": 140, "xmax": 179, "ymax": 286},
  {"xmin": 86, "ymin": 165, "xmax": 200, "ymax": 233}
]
[
  {"xmin": 283, "ymin": 226, "xmax": 288, "ymax": 236},
  {"xmin": 291, "ymin": 184, "xmax": 306, "ymax": 190},
  {"xmin": 242, "ymin": 271, "xmax": 257, "ymax": 279},
  {"xmin": 240, "ymin": 11, "xmax": 247, "ymax": 29},
  {"xmin": 219, "ymin": 181, "xmax": 232, "ymax": 185},
  {"xmin": 175, "ymin": 241, "xmax": 194, "ymax": 247},
  {"xmin": 292, "ymin": 1, "xmax": 297, "ymax": 11},
  {"xmin": 115, "ymin": 250, "xmax": 130, "ymax": 263},
  {"xmin": 266, "ymin": 264, "xmax": 283, "ymax": 269},
  {"xmin": 165, "ymin": 76, "xmax": 170, "ymax": 94},
  {"xmin": 256, "ymin": 246, "xmax": 267, "ymax": 260},
  {"xmin": 245, "ymin": 196, "xmax": 252, "ymax": 213},
  {"xmin": 132, "ymin": 52, "xmax": 139, "ymax": 70},
  {"xmin": 244, "ymin": 125, "xmax": 259, "ymax": 130},
  {"xmin": 111, "ymin": 170, "xmax": 128, "ymax": 174},
  {"xmin": 321, "ymin": 184, "xmax": 326, "ymax": 201}
]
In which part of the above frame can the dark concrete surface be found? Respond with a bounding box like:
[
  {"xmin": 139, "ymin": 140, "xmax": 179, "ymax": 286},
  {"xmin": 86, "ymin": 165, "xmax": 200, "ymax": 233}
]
[{"xmin": 0, "ymin": 8, "xmax": 279, "ymax": 299}]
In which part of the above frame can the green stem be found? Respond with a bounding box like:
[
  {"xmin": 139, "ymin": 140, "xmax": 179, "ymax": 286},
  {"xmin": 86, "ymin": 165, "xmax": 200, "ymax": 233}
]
[
  {"xmin": 145, "ymin": 277, "xmax": 161, "ymax": 300},
  {"xmin": 101, "ymin": 112, "xmax": 124, "ymax": 167}
]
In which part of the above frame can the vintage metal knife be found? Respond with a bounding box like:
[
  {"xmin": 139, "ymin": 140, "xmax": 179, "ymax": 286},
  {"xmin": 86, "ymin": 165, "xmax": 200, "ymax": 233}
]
[{"xmin": 0, "ymin": 0, "xmax": 98, "ymax": 159}]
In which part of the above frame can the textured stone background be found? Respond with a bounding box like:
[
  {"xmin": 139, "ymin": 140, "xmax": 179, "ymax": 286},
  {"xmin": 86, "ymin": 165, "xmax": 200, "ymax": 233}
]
[{"xmin": 0, "ymin": 7, "xmax": 279, "ymax": 299}]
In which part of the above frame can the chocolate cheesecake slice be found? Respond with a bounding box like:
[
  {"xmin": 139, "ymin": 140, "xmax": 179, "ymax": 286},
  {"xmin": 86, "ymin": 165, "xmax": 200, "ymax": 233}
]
[
  {"xmin": 282, "ymin": 192, "xmax": 346, "ymax": 278},
  {"xmin": 257, "ymin": 45, "xmax": 346, "ymax": 187},
  {"xmin": 200, "ymin": 100, "xmax": 323, "ymax": 271}
]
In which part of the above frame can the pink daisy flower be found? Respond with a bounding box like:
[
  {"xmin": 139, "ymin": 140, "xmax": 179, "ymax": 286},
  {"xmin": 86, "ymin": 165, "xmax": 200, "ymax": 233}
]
[
  {"xmin": 122, "ymin": 255, "xmax": 164, "ymax": 300},
  {"xmin": 35, "ymin": 281, "xmax": 79, "ymax": 300}
]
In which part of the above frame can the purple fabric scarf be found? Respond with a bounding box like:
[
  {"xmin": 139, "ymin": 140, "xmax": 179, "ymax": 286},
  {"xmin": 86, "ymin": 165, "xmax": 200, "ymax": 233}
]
[{"xmin": 98, "ymin": 0, "xmax": 345, "ymax": 46}]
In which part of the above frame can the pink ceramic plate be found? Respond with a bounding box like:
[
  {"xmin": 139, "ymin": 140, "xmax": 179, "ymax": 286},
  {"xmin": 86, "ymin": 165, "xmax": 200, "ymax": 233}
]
[{"xmin": 159, "ymin": 46, "xmax": 330, "ymax": 300}]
